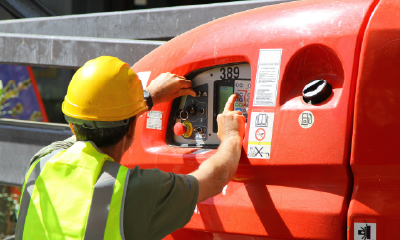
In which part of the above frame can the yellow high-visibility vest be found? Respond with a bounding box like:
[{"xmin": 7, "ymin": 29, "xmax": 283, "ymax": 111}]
[{"xmin": 15, "ymin": 141, "xmax": 131, "ymax": 240}]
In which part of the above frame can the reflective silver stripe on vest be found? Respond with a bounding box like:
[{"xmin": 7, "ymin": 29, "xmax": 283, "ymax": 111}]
[
  {"xmin": 15, "ymin": 149, "xmax": 63, "ymax": 240},
  {"xmin": 84, "ymin": 160, "xmax": 121, "ymax": 240},
  {"xmin": 119, "ymin": 167, "xmax": 131, "ymax": 240}
]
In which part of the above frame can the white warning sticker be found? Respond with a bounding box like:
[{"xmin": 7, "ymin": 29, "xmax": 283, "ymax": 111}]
[
  {"xmin": 136, "ymin": 71, "xmax": 151, "ymax": 89},
  {"xmin": 247, "ymin": 112, "xmax": 274, "ymax": 159},
  {"xmin": 146, "ymin": 111, "xmax": 163, "ymax": 130},
  {"xmin": 253, "ymin": 49, "xmax": 282, "ymax": 106},
  {"xmin": 354, "ymin": 221, "xmax": 376, "ymax": 240}
]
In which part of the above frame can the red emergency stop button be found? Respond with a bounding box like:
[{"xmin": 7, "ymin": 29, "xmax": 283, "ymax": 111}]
[{"xmin": 174, "ymin": 122, "xmax": 186, "ymax": 136}]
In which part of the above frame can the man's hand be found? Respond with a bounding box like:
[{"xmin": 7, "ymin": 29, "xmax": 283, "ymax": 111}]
[
  {"xmin": 145, "ymin": 73, "xmax": 196, "ymax": 106},
  {"xmin": 189, "ymin": 93, "xmax": 246, "ymax": 203},
  {"xmin": 217, "ymin": 94, "xmax": 246, "ymax": 142}
]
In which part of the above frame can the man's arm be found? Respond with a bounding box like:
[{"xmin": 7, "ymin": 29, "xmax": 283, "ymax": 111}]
[
  {"xmin": 145, "ymin": 73, "xmax": 245, "ymax": 203},
  {"xmin": 189, "ymin": 94, "xmax": 245, "ymax": 203},
  {"xmin": 145, "ymin": 72, "xmax": 196, "ymax": 105}
]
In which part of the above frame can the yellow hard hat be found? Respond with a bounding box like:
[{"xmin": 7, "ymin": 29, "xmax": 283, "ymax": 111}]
[{"xmin": 62, "ymin": 56, "xmax": 147, "ymax": 125}]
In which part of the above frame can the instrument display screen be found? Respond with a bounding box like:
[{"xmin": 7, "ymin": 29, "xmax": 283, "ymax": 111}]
[{"xmin": 218, "ymin": 86, "xmax": 233, "ymax": 114}]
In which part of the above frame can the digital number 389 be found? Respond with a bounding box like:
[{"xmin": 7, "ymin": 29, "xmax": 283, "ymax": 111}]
[{"xmin": 220, "ymin": 67, "xmax": 239, "ymax": 80}]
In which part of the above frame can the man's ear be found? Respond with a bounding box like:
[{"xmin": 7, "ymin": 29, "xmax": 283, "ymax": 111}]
[
  {"xmin": 69, "ymin": 123, "xmax": 76, "ymax": 135},
  {"xmin": 126, "ymin": 117, "xmax": 137, "ymax": 141},
  {"xmin": 127, "ymin": 110, "xmax": 146, "ymax": 140}
]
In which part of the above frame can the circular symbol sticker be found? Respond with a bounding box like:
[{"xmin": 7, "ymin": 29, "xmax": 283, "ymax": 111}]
[
  {"xmin": 298, "ymin": 111, "xmax": 314, "ymax": 129},
  {"xmin": 255, "ymin": 128, "xmax": 266, "ymax": 141}
]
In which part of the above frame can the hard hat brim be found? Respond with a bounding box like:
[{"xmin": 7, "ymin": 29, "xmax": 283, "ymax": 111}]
[{"xmin": 62, "ymin": 99, "xmax": 148, "ymax": 122}]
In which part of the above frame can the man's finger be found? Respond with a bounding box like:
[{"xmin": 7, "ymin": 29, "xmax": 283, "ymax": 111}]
[
  {"xmin": 229, "ymin": 110, "xmax": 243, "ymax": 116},
  {"xmin": 238, "ymin": 115, "xmax": 246, "ymax": 123},
  {"xmin": 177, "ymin": 79, "xmax": 193, "ymax": 88},
  {"xmin": 174, "ymin": 88, "xmax": 196, "ymax": 98},
  {"xmin": 223, "ymin": 94, "xmax": 238, "ymax": 113}
]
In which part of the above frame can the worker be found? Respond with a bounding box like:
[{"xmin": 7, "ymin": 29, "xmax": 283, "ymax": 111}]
[{"xmin": 15, "ymin": 56, "xmax": 245, "ymax": 240}]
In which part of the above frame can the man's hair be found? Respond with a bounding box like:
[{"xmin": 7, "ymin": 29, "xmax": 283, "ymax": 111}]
[{"xmin": 72, "ymin": 117, "xmax": 134, "ymax": 148}]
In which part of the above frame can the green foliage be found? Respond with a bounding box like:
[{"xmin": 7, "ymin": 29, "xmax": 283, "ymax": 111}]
[
  {"xmin": 0, "ymin": 194, "xmax": 19, "ymax": 223},
  {"xmin": 0, "ymin": 186, "xmax": 20, "ymax": 238}
]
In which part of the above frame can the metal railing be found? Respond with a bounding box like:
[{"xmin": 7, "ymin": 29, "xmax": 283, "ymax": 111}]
[{"xmin": 0, "ymin": 119, "xmax": 72, "ymax": 186}]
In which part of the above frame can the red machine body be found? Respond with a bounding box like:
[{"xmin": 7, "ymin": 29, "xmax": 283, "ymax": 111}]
[{"xmin": 122, "ymin": 0, "xmax": 397, "ymax": 238}]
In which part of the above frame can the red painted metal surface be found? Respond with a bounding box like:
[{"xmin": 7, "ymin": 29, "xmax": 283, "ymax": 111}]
[
  {"xmin": 349, "ymin": 0, "xmax": 400, "ymax": 239},
  {"xmin": 122, "ymin": 0, "xmax": 380, "ymax": 239}
]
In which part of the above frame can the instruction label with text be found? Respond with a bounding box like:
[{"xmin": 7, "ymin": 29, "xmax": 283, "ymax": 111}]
[
  {"xmin": 247, "ymin": 112, "xmax": 274, "ymax": 159},
  {"xmin": 253, "ymin": 49, "xmax": 282, "ymax": 106},
  {"xmin": 146, "ymin": 111, "xmax": 163, "ymax": 130}
]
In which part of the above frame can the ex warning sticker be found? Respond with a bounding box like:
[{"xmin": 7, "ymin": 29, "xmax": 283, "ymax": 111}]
[
  {"xmin": 354, "ymin": 219, "xmax": 376, "ymax": 240},
  {"xmin": 247, "ymin": 112, "xmax": 274, "ymax": 159},
  {"xmin": 146, "ymin": 111, "xmax": 163, "ymax": 130},
  {"xmin": 253, "ymin": 49, "xmax": 282, "ymax": 107}
]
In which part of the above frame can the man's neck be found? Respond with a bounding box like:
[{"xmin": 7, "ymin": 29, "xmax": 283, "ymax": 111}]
[{"xmin": 98, "ymin": 139, "xmax": 126, "ymax": 163}]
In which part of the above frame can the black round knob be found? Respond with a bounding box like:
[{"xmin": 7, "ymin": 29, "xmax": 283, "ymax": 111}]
[
  {"xmin": 302, "ymin": 79, "xmax": 332, "ymax": 104},
  {"xmin": 194, "ymin": 127, "xmax": 204, "ymax": 133},
  {"xmin": 199, "ymin": 108, "xmax": 206, "ymax": 114},
  {"xmin": 186, "ymin": 105, "xmax": 197, "ymax": 116}
]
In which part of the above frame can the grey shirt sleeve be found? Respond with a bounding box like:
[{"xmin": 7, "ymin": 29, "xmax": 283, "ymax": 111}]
[{"xmin": 123, "ymin": 167, "xmax": 199, "ymax": 240}]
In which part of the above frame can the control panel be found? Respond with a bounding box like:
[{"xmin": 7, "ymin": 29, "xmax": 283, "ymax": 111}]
[{"xmin": 167, "ymin": 63, "xmax": 251, "ymax": 147}]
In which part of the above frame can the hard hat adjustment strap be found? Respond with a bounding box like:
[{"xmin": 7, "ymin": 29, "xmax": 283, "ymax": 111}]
[{"xmin": 65, "ymin": 115, "xmax": 131, "ymax": 129}]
